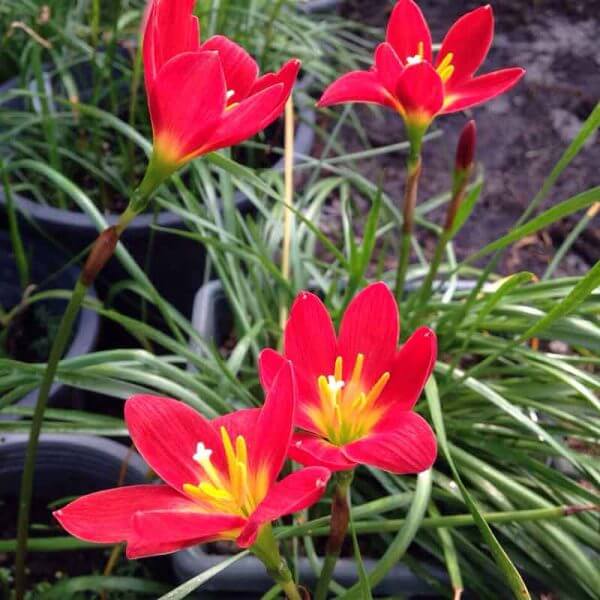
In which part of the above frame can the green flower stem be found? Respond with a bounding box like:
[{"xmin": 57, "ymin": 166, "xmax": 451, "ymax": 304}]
[
  {"xmin": 252, "ymin": 526, "xmax": 303, "ymax": 600},
  {"xmin": 13, "ymin": 172, "xmax": 159, "ymax": 599},
  {"xmin": 409, "ymin": 166, "xmax": 472, "ymax": 327},
  {"xmin": 14, "ymin": 278, "xmax": 89, "ymax": 599},
  {"xmin": 314, "ymin": 469, "xmax": 354, "ymax": 600},
  {"xmin": 394, "ymin": 155, "xmax": 423, "ymax": 303}
]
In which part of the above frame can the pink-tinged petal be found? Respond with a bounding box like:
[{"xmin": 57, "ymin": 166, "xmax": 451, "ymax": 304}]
[
  {"xmin": 317, "ymin": 71, "xmax": 396, "ymax": 109},
  {"xmin": 201, "ymin": 35, "xmax": 259, "ymax": 103},
  {"xmin": 436, "ymin": 5, "xmax": 493, "ymax": 90},
  {"xmin": 125, "ymin": 395, "xmax": 224, "ymax": 493},
  {"xmin": 376, "ymin": 327, "xmax": 437, "ymax": 412},
  {"xmin": 374, "ymin": 43, "xmax": 404, "ymax": 94},
  {"xmin": 250, "ymin": 59, "xmax": 300, "ymax": 99},
  {"xmin": 441, "ymin": 67, "xmax": 525, "ymax": 114},
  {"xmin": 212, "ymin": 408, "xmax": 260, "ymax": 444},
  {"xmin": 395, "ymin": 62, "xmax": 444, "ymax": 124},
  {"xmin": 386, "ymin": 0, "xmax": 432, "ymax": 63},
  {"xmin": 128, "ymin": 510, "xmax": 246, "ymax": 558},
  {"xmin": 338, "ymin": 282, "xmax": 398, "ymax": 387},
  {"xmin": 343, "ymin": 412, "xmax": 437, "ymax": 474},
  {"xmin": 284, "ymin": 291, "xmax": 337, "ymax": 382},
  {"xmin": 150, "ymin": 51, "xmax": 226, "ymax": 160},
  {"xmin": 53, "ymin": 484, "xmax": 193, "ymax": 544},
  {"xmin": 144, "ymin": 0, "xmax": 200, "ymax": 80},
  {"xmin": 259, "ymin": 349, "xmax": 321, "ymax": 435},
  {"xmin": 198, "ymin": 84, "xmax": 284, "ymax": 155},
  {"xmin": 237, "ymin": 467, "xmax": 331, "ymax": 547},
  {"xmin": 249, "ymin": 361, "xmax": 296, "ymax": 488},
  {"xmin": 288, "ymin": 433, "xmax": 356, "ymax": 472}
]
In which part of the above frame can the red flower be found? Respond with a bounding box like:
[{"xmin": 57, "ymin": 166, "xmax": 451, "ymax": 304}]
[
  {"xmin": 260, "ymin": 283, "xmax": 437, "ymax": 474},
  {"xmin": 143, "ymin": 0, "xmax": 300, "ymax": 169},
  {"xmin": 318, "ymin": 0, "xmax": 524, "ymax": 129},
  {"xmin": 54, "ymin": 363, "xmax": 330, "ymax": 558}
]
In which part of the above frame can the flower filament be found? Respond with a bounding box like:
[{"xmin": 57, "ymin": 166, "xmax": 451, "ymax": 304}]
[
  {"xmin": 184, "ymin": 427, "xmax": 260, "ymax": 517},
  {"xmin": 312, "ymin": 354, "xmax": 390, "ymax": 445}
]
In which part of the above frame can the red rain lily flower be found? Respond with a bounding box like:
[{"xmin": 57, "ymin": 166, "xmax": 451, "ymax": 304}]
[
  {"xmin": 318, "ymin": 0, "xmax": 524, "ymax": 131},
  {"xmin": 143, "ymin": 0, "xmax": 300, "ymax": 171},
  {"xmin": 260, "ymin": 283, "xmax": 437, "ymax": 474},
  {"xmin": 54, "ymin": 363, "xmax": 330, "ymax": 558}
]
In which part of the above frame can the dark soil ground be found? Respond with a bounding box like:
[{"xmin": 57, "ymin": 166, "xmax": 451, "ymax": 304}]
[{"xmin": 327, "ymin": 0, "xmax": 599, "ymax": 276}]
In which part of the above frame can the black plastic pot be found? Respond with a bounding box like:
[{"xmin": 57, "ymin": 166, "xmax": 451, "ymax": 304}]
[
  {"xmin": 0, "ymin": 434, "xmax": 173, "ymax": 586},
  {"xmin": 180, "ymin": 280, "xmax": 447, "ymax": 597},
  {"xmin": 0, "ymin": 231, "xmax": 99, "ymax": 412},
  {"xmin": 0, "ymin": 63, "xmax": 316, "ymax": 318}
]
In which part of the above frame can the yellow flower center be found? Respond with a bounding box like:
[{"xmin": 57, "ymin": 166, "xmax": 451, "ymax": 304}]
[
  {"xmin": 308, "ymin": 354, "xmax": 390, "ymax": 446},
  {"xmin": 183, "ymin": 427, "xmax": 267, "ymax": 517}
]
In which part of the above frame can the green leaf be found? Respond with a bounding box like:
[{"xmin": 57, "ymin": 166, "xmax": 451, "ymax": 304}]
[
  {"xmin": 425, "ymin": 376, "xmax": 531, "ymax": 600},
  {"xmin": 449, "ymin": 181, "xmax": 483, "ymax": 237},
  {"xmin": 40, "ymin": 576, "xmax": 168, "ymax": 599},
  {"xmin": 157, "ymin": 551, "xmax": 249, "ymax": 600},
  {"xmin": 349, "ymin": 500, "xmax": 373, "ymax": 600}
]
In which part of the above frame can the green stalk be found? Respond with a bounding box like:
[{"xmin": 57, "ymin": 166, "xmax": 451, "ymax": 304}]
[
  {"xmin": 394, "ymin": 144, "xmax": 423, "ymax": 302},
  {"xmin": 13, "ymin": 278, "xmax": 88, "ymax": 598},
  {"xmin": 13, "ymin": 166, "xmax": 162, "ymax": 599},
  {"xmin": 314, "ymin": 469, "xmax": 354, "ymax": 600}
]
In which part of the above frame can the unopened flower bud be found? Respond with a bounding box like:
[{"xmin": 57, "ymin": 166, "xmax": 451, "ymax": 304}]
[
  {"xmin": 81, "ymin": 226, "xmax": 119, "ymax": 286},
  {"xmin": 455, "ymin": 120, "xmax": 476, "ymax": 172}
]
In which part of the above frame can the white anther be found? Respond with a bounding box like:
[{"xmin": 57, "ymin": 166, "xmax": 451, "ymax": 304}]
[
  {"xmin": 326, "ymin": 376, "xmax": 345, "ymax": 395},
  {"xmin": 226, "ymin": 89, "xmax": 236, "ymax": 100},
  {"xmin": 406, "ymin": 54, "xmax": 423, "ymax": 66},
  {"xmin": 193, "ymin": 442, "xmax": 213, "ymax": 464}
]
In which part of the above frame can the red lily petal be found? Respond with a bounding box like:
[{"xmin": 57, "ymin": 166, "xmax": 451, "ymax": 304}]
[
  {"xmin": 284, "ymin": 291, "xmax": 337, "ymax": 384},
  {"xmin": 125, "ymin": 395, "xmax": 224, "ymax": 493},
  {"xmin": 198, "ymin": 83, "xmax": 284, "ymax": 155},
  {"xmin": 441, "ymin": 67, "xmax": 525, "ymax": 114},
  {"xmin": 212, "ymin": 408, "xmax": 260, "ymax": 444},
  {"xmin": 288, "ymin": 433, "xmax": 355, "ymax": 472},
  {"xmin": 317, "ymin": 70, "xmax": 396, "ymax": 109},
  {"xmin": 338, "ymin": 282, "xmax": 398, "ymax": 387},
  {"xmin": 376, "ymin": 326, "xmax": 437, "ymax": 412},
  {"xmin": 237, "ymin": 467, "xmax": 331, "ymax": 547},
  {"xmin": 436, "ymin": 5, "xmax": 494, "ymax": 91},
  {"xmin": 149, "ymin": 51, "xmax": 225, "ymax": 160},
  {"xmin": 53, "ymin": 484, "xmax": 193, "ymax": 544},
  {"xmin": 386, "ymin": 0, "xmax": 432, "ymax": 63},
  {"xmin": 201, "ymin": 35, "xmax": 259, "ymax": 103},
  {"xmin": 128, "ymin": 510, "xmax": 246, "ymax": 558},
  {"xmin": 259, "ymin": 349, "xmax": 321, "ymax": 434},
  {"xmin": 250, "ymin": 59, "xmax": 300, "ymax": 99},
  {"xmin": 343, "ymin": 412, "xmax": 437, "ymax": 474},
  {"xmin": 249, "ymin": 361, "xmax": 296, "ymax": 489},
  {"xmin": 143, "ymin": 0, "xmax": 200, "ymax": 84},
  {"xmin": 395, "ymin": 62, "xmax": 444, "ymax": 124},
  {"xmin": 374, "ymin": 43, "xmax": 404, "ymax": 94}
]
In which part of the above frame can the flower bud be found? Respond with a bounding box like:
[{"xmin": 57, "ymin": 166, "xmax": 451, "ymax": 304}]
[{"xmin": 455, "ymin": 120, "xmax": 476, "ymax": 172}]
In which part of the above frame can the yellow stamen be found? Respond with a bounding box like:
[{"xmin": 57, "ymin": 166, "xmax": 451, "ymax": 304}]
[
  {"xmin": 417, "ymin": 41, "xmax": 424, "ymax": 58},
  {"xmin": 235, "ymin": 435, "xmax": 248, "ymax": 467},
  {"xmin": 438, "ymin": 65, "xmax": 454, "ymax": 83},
  {"xmin": 365, "ymin": 372, "xmax": 391, "ymax": 406},
  {"xmin": 334, "ymin": 356, "xmax": 343, "ymax": 381},
  {"xmin": 199, "ymin": 481, "xmax": 233, "ymax": 502},
  {"xmin": 437, "ymin": 52, "xmax": 453, "ymax": 71},
  {"xmin": 318, "ymin": 375, "xmax": 331, "ymax": 403},
  {"xmin": 351, "ymin": 391, "xmax": 367, "ymax": 411},
  {"xmin": 436, "ymin": 52, "xmax": 455, "ymax": 83},
  {"xmin": 350, "ymin": 353, "xmax": 364, "ymax": 387},
  {"xmin": 220, "ymin": 427, "xmax": 237, "ymax": 480},
  {"xmin": 233, "ymin": 461, "xmax": 248, "ymax": 506},
  {"xmin": 192, "ymin": 443, "xmax": 223, "ymax": 489}
]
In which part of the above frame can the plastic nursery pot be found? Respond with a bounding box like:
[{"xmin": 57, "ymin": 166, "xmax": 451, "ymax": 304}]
[
  {"xmin": 179, "ymin": 280, "xmax": 447, "ymax": 597},
  {"xmin": 0, "ymin": 230, "xmax": 99, "ymax": 413},
  {"xmin": 0, "ymin": 63, "xmax": 316, "ymax": 319},
  {"xmin": 0, "ymin": 434, "xmax": 171, "ymax": 587}
]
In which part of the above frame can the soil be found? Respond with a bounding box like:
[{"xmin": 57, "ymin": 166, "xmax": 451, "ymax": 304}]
[{"xmin": 327, "ymin": 0, "xmax": 599, "ymax": 277}]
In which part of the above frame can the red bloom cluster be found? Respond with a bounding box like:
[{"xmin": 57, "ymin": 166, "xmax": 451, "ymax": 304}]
[
  {"xmin": 143, "ymin": 0, "xmax": 299, "ymax": 168},
  {"xmin": 318, "ymin": 0, "xmax": 524, "ymax": 129}
]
